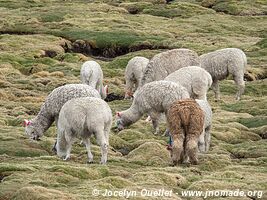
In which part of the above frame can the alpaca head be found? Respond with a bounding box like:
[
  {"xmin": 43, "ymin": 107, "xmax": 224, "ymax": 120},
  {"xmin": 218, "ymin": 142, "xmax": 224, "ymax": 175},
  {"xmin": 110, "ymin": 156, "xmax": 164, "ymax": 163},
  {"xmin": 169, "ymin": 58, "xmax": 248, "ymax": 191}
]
[
  {"xmin": 23, "ymin": 119, "xmax": 41, "ymax": 140},
  {"xmin": 115, "ymin": 112, "xmax": 125, "ymax": 131},
  {"xmin": 124, "ymin": 90, "xmax": 133, "ymax": 100},
  {"xmin": 102, "ymin": 85, "xmax": 108, "ymax": 99}
]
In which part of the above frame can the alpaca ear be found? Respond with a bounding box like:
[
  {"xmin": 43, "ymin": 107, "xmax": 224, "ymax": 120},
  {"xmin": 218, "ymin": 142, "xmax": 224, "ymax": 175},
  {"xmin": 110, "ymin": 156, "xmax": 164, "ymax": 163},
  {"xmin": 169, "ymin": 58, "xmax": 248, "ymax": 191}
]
[
  {"xmin": 104, "ymin": 85, "xmax": 108, "ymax": 94},
  {"xmin": 145, "ymin": 116, "xmax": 151, "ymax": 122},
  {"xmin": 116, "ymin": 111, "xmax": 121, "ymax": 117},
  {"xmin": 23, "ymin": 119, "xmax": 31, "ymax": 127}
]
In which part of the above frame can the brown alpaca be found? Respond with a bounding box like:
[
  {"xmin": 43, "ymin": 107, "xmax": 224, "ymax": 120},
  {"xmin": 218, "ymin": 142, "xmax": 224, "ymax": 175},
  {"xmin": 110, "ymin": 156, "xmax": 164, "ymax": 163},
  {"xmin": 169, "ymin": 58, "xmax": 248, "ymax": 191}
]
[{"xmin": 167, "ymin": 99, "xmax": 205, "ymax": 165}]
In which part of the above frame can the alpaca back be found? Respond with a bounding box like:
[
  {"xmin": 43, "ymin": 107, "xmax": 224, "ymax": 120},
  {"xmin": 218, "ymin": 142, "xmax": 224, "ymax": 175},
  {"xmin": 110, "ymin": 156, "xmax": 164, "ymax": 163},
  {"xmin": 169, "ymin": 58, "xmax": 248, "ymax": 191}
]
[
  {"xmin": 167, "ymin": 99, "xmax": 205, "ymax": 138},
  {"xmin": 134, "ymin": 81, "xmax": 190, "ymax": 114},
  {"xmin": 200, "ymin": 48, "xmax": 246, "ymax": 80},
  {"xmin": 80, "ymin": 61, "xmax": 103, "ymax": 88},
  {"xmin": 42, "ymin": 84, "xmax": 100, "ymax": 118},
  {"xmin": 141, "ymin": 49, "xmax": 199, "ymax": 86}
]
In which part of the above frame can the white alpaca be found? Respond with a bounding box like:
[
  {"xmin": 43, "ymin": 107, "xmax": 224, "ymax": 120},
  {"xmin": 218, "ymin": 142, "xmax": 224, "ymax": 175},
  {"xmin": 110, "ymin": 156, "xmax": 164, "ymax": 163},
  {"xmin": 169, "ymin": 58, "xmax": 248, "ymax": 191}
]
[
  {"xmin": 124, "ymin": 56, "xmax": 149, "ymax": 99},
  {"xmin": 116, "ymin": 81, "xmax": 190, "ymax": 134},
  {"xmin": 56, "ymin": 97, "xmax": 112, "ymax": 164},
  {"xmin": 200, "ymin": 48, "xmax": 247, "ymax": 100},
  {"xmin": 140, "ymin": 48, "xmax": 199, "ymax": 87},
  {"xmin": 165, "ymin": 66, "xmax": 212, "ymax": 100},
  {"xmin": 80, "ymin": 61, "xmax": 108, "ymax": 99},
  {"xmin": 24, "ymin": 84, "xmax": 100, "ymax": 140}
]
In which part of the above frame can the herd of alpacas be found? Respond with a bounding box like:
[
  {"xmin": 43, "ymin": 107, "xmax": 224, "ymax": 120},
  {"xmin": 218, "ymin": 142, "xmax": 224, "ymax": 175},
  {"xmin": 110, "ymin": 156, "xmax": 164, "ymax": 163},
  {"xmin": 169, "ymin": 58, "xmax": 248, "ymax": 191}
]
[{"xmin": 24, "ymin": 47, "xmax": 247, "ymax": 165}]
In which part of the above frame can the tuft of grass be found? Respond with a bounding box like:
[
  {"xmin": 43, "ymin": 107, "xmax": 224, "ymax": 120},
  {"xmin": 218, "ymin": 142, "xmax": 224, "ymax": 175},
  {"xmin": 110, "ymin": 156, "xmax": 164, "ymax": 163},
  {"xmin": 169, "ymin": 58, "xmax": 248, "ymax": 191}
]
[
  {"xmin": 48, "ymin": 165, "xmax": 101, "ymax": 180},
  {"xmin": 11, "ymin": 186, "xmax": 76, "ymax": 200},
  {"xmin": 39, "ymin": 12, "xmax": 66, "ymax": 23},
  {"xmin": 201, "ymin": 0, "xmax": 267, "ymax": 16},
  {"xmin": 127, "ymin": 142, "xmax": 170, "ymax": 166},
  {"xmin": 221, "ymin": 97, "xmax": 267, "ymax": 116},
  {"xmin": 257, "ymin": 38, "xmax": 267, "ymax": 48},
  {"xmin": 238, "ymin": 116, "xmax": 267, "ymax": 128},
  {"xmin": 52, "ymin": 29, "xmax": 165, "ymax": 50},
  {"xmin": 142, "ymin": 2, "xmax": 215, "ymax": 18}
]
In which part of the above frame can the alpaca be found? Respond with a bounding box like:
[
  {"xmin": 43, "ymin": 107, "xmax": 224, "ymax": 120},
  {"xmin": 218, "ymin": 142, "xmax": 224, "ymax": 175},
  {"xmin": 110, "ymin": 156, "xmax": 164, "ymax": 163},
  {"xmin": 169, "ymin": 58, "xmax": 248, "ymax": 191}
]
[
  {"xmin": 116, "ymin": 81, "xmax": 190, "ymax": 134},
  {"xmin": 167, "ymin": 99, "xmax": 205, "ymax": 165},
  {"xmin": 124, "ymin": 56, "xmax": 149, "ymax": 99},
  {"xmin": 24, "ymin": 84, "xmax": 100, "ymax": 140},
  {"xmin": 56, "ymin": 97, "xmax": 112, "ymax": 164},
  {"xmin": 200, "ymin": 48, "xmax": 247, "ymax": 101}
]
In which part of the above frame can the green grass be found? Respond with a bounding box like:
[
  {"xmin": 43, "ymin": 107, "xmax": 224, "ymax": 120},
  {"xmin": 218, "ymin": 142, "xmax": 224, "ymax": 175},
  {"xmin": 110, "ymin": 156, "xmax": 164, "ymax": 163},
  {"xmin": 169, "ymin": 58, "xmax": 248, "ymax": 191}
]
[
  {"xmin": 238, "ymin": 116, "xmax": 267, "ymax": 128},
  {"xmin": 39, "ymin": 12, "xmax": 66, "ymax": 23},
  {"xmin": 221, "ymin": 97, "xmax": 267, "ymax": 116},
  {"xmin": 52, "ymin": 29, "xmax": 166, "ymax": 49},
  {"xmin": 201, "ymin": 0, "xmax": 267, "ymax": 16},
  {"xmin": 142, "ymin": 2, "xmax": 215, "ymax": 18}
]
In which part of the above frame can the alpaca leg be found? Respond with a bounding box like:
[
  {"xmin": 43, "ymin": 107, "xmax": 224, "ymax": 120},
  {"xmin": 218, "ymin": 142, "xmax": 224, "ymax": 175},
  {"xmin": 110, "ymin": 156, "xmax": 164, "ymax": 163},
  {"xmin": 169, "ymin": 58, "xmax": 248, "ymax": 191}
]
[
  {"xmin": 198, "ymin": 130, "xmax": 206, "ymax": 153},
  {"xmin": 234, "ymin": 75, "xmax": 245, "ymax": 101},
  {"xmin": 104, "ymin": 125, "xmax": 110, "ymax": 145},
  {"xmin": 63, "ymin": 133, "xmax": 74, "ymax": 160},
  {"xmin": 56, "ymin": 129, "xmax": 68, "ymax": 159},
  {"xmin": 63, "ymin": 146, "xmax": 71, "ymax": 160},
  {"xmin": 83, "ymin": 138, "xmax": 93, "ymax": 163},
  {"xmin": 55, "ymin": 116, "xmax": 59, "ymax": 127},
  {"xmin": 152, "ymin": 119, "xmax": 160, "ymax": 135},
  {"xmin": 211, "ymin": 79, "xmax": 220, "ymax": 100},
  {"xmin": 53, "ymin": 116, "xmax": 59, "ymax": 152},
  {"xmin": 150, "ymin": 112, "xmax": 161, "ymax": 135},
  {"xmin": 196, "ymin": 93, "xmax": 207, "ymax": 101},
  {"xmin": 96, "ymin": 130, "xmax": 109, "ymax": 165},
  {"xmin": 125, "ymin": 79, "xmax": 134, "ymax": 99},
  {"xmin": 205, "ymin": 126, "xmax": 211, "ymax": 152},
  {"xmin": 162, "ymin": 128, "xmax": 170, "ymax": 137},
  {"xmin": 185, "ymin": 137, "xmax": 199, "ymax": 165},
  {"xmin": 171, "ymin": 133, "xmax": 185, "ymax": 165},
  {"xmin": 52, "ymin": 140, "xmax": 57, "ymax": 153}
]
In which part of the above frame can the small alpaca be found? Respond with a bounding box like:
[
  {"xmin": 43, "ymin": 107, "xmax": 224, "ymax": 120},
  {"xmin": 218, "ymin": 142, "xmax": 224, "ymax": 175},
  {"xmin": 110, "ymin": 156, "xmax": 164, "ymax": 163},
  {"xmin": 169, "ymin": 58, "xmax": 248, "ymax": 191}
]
[
  {"xmin": 80, "ymin": 61, "xmax": 108, "ymax": 99},
  {"xmin": 167, "ymin": 99, "xmax": 205, "ymax": 165},
  {"xmin": 124, "ymin": 56, "xmax": 149, "ymax": 99}
]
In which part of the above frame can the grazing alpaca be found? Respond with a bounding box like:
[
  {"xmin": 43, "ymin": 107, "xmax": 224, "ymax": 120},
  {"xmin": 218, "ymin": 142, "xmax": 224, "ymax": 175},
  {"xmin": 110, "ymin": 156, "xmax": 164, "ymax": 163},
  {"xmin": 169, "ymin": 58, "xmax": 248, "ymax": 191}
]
[
  {"xmin": 124, "ymin": 56, "xmax": 149, "ymax": 99},
  {"xmin": 56, "ymin": 97, "xmax": 112, "ymax": 164},
  {"xmin": 80, "ymin": 61, "xmax": 108, "ymax": 99},
  {"xmin": 167, "ymin": 99, "xmax": 205, "ymax": 165},
  {"xmin": 24, "ymin": 84, "xmax": 100, "ymax": 140},
  {"xmin": 116, "ymin": 81, "xmax": 190, "ymax": 134}
]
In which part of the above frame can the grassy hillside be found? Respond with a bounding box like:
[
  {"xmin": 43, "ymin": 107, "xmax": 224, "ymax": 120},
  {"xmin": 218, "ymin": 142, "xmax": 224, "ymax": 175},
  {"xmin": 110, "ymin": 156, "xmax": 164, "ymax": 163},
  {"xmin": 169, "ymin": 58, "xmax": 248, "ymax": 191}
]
[{"xmin": 0, "ymin": 0, "xmax": 266, "ymax": 199}]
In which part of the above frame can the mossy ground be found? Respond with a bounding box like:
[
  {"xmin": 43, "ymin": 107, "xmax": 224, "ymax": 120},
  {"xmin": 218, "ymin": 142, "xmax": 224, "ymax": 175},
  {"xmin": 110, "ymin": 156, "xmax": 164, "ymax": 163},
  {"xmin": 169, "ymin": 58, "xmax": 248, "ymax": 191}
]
[{"xmin": 0, "ymin": 0, "xmax": 266, "ymax": 199}]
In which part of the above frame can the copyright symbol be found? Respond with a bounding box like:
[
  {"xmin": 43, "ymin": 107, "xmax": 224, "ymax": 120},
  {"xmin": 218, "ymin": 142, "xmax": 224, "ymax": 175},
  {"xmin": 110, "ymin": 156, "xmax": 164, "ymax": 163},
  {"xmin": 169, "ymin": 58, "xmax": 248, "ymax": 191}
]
[{"xmin": 92, "ymin": 189, "xmax": 100, "ymax": 196}]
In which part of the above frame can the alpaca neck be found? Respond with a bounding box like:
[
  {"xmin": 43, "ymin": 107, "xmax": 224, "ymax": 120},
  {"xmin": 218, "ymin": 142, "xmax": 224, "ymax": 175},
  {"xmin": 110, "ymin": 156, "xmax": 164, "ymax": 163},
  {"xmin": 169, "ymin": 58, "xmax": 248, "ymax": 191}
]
[
  {"xmin": 32, "ymin": 110, "xmax": 53, "ymax": 135},
  {"xmin": 99, "ymin": 83, "xmax": 105, "ymax": 98},
  {"xmin": 121, "ymin": 105, "xmax": 142, "ymax": 127}
]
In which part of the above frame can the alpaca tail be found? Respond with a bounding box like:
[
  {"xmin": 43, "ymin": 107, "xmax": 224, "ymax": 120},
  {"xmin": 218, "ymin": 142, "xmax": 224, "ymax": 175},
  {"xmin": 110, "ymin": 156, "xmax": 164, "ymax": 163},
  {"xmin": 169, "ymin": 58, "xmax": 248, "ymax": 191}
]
[
  {"xmin": 207, "ymin": 72, "xmax": 213, "ymax": 88},
  {"xmin": 179, "ymin": 109, "xmax": 191, "ymax": 152}
]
